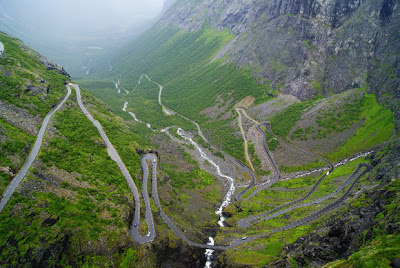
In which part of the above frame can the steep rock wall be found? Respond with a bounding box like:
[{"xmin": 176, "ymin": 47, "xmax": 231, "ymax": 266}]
[{"xmin": 159, "ymin": 0, "xmax": 400, "ymax": 127}]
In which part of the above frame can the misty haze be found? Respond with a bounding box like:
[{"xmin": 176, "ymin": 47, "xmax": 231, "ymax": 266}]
[{"xmin": 0, "ymin": 0, "xmax": 165, "ymax": 75}]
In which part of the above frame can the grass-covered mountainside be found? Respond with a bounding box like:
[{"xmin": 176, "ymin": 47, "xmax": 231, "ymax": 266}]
[
  {"xmin": 1, "ymin": 0, "xmax": 399, "ymax": 267},
  {"xmin": 79, "ymin": 26, "xmax": 271, "ymax": 162},
  {"xmin": 74, "ymin": 0, "xmax": 400, "ymax": 267},
  {"xmin": 0, "ymin": 32, "xmax": 221, "ymax": 266}
]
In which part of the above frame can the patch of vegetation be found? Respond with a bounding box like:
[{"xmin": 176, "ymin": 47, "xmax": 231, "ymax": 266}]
[
  {"xmin": 313, "ymin": 93, "xmax": 363, "ymax": 139},
  {"xmin": 269, "ymin": 100, "xmax": 313, "ymax": 139},
  {"xmin": 291, "ymin": 126, "xmax": 313, "ymax": 141},
  {"xmin": 327, "ymin": 94, "xmax": 395, "ymax": 161},
  {"xmin": 0, "ymin": 33, "xmax": 69, "ymax": 117},
  {"xmin": 0, "ymin": 118, "xmax": 35, "ymax": 193},
  {"xmin": 163, "ymin": 164, "xmax": 215, "ymax": 189},
  {"xmin": 326, "ymin": 233, "xmax": 400, "ymax": 268},
  {"xmin": 218, "ymin": 225, "xmax": 312, "ymax": 267},
  {"xmin": 280, "ymin": 159, "xmax": 326, "ymax": 173}
]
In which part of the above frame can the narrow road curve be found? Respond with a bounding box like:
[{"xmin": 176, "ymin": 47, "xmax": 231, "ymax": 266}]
[
  {"xmin": 144, "ymin": 75, "xmax": 256, "ymax": 201},
  {"xmin": 235, "ymin": 108, "xmax": 281, "ymax": 200},
  {"xmin": 235, "ymin": 108, "xmax": 256, "ymax": 174},
  {"xmin": 68, "ymin": 83, "xmax": 155, "ymax": 243},
  {"xmin": 271, "ymin": 163, "xmax": 372, "ymax": 233},
  {"xmin": 242, "ymin": 123, "xmax": 281, "ymax": 200},
  {"xmin": 143, "ymin": 153, "xmax": 257, "ymax": 250},
  {"xmin": 0, "ymin": 86, "xmax": 71, "ymax": 212},
  {"xmin": 238, "ymin": 123, "xmax": 335, "ymax": 227}
]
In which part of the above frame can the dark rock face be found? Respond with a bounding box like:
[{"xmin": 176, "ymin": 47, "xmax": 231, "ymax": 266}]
[
  {"xmin": 380, "ymin": 0, "xmax": 395, "ymax": 25},
  {"xmin": 275, "ymin": 197, "xmax": 384, "ymax": 267},
  {"xmin": 159, "ymin": 0, "xmax": 400, "ymax": 127}
]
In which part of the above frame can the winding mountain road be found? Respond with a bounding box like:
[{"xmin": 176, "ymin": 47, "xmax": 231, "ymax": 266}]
[
  {"xmin": 237, "ymin": 118, "xmax": 335, "ymax": 227},
  {"xmin": 68, "ymin": 83, "xmax": 155, "ymax": 243},
  {"xmin": 235, "ymin": 108, "xmax": 255, "ymax": 174},
  {"xmin": 0, "ymin": 76, "xmax": 374, "ymax": 253},
  {"xmin": 143, "ymin": 150, "xmax": 372, "ymax": 249},
  {"xmin": 271, "ymin": 163, "xmax": 372, "ymax": 233},
  {"xmin": 131, "ymin": 76, "xmax": 373, "ymax": 245},
  {"xmin": 0, "ymin": 86, "xmax": 71, "ymax": 212},
  {"xmin": 78, "ymin": 83, "xmax": 374, "ymax": 249},
  {"xmin": 232, "ymin": 108, "xmax": 369, "ymax": 230}
]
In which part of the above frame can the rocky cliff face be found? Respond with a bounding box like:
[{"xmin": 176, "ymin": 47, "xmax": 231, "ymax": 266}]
[{"xmin": 159, "ymin": 0, "xmax": 400, "ymax": 128}]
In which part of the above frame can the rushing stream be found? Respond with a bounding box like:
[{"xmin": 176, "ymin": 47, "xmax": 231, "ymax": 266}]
[
  {"xmin": 204, "ymin": 237, "xmax": 215, "ymax": 268},
  {"xmin": 176, "ymin": 128, "xmax": 235, "ymax": 267},
  {"xmin": 126, "ymin": 74, "xmax": 235, "ymax": 266},
  {"xmin": 122, "ymin": 101, "xmax": 140, "ymax": 122},
  {"xmin": 280, "ymin": 151, "xmax": 373, "ymax": 181}
]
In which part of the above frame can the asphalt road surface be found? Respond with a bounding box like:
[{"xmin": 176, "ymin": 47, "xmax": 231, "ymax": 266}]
[
  {"xmin": 0, "ymin": 86, "xmax": 71, "ymax": 212},
  {"xmin": 69, "ymin": 83, "xmax": 154, "ymax": 243}
]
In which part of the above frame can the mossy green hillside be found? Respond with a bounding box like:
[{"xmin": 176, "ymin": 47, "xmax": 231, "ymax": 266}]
[
  {"xmin": 0, "ymin": 32, "xmax": 69, "ymax": 117},
  {"xmin": 0, "ymin": 93, "xmax": 138, "ymax": 266},
  {"xmin": 327, "ymin": 93, "xmax": 395, "ymax": 161},
  {"xmin": 0, "ymin": 118, "xmax": 35, "ymax": 198},
  {"xmin": 0, "ymin": 32, "xmax": 71, "ymax": 201}
]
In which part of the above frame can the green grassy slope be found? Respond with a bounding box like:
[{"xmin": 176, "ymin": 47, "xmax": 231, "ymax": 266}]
[
  {"xmin": 79, "ymin": 26, "xmax": 270, "ymax": 162},
  {"xmin": 0, "ymin": 32, "xmax": 70, "ymax": 199},
  {"xmin": 0, "ymin": 32, "xmax": 68, "ymax": 116}
]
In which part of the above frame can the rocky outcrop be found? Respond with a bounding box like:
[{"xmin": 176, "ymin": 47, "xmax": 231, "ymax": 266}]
[
  {"xmin": 42, "ymin": 60, "xmax": 71, "ymax": 78},
  {"xmin": 271, "ymin": 188, "xmax": 395, "ymax": 267},
  {"xmin": 159, "ymin": 0, "xmax": 400, "ymax": 127}
]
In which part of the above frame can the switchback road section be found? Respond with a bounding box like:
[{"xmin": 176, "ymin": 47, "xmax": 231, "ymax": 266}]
[{"xmin": 68, "ymin": 83, "xmax": 155, "ymax": 243}]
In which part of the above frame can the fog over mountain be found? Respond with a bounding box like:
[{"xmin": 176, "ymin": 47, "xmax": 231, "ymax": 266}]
[{"xmin": 0, "ymin": 0, "xmax": 165, "ymax": 75}]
